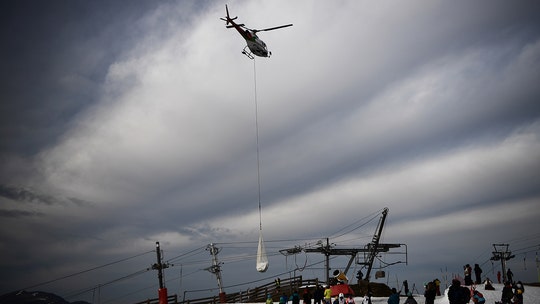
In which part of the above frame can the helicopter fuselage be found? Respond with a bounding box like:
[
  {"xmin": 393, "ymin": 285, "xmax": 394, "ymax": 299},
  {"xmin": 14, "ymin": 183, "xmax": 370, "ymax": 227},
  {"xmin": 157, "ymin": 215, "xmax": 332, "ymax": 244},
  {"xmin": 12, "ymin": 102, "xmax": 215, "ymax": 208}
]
[{"xmin": 227, "ymin": 20, "xmax": 270, "ymax": 57}]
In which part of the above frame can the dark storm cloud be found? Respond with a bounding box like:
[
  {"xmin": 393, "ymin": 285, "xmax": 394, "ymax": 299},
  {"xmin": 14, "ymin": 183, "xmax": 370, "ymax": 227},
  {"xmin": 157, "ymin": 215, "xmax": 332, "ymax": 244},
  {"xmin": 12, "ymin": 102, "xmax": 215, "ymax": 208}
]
[
  {"xmin": 0, "ymin": 209, "xmax": 43, "ymax": 218},
  {"xmin": 0, "ymin": 1, "xmax": 160, "ymax": 157},
  {"xmin": 1, "ymin": 1, "xmax": 540, "ymax": 303},
  {"xmin": 0, "ymin": 184, "xmax": 91, "ymax": 207}
]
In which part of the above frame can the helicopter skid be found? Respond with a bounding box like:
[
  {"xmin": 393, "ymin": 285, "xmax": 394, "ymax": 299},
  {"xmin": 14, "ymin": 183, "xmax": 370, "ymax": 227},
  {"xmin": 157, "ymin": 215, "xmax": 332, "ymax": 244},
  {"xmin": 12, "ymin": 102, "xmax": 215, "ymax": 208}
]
[{"xmin": 242, "ymin": 46, "xmax": 255, "ymax": 59}]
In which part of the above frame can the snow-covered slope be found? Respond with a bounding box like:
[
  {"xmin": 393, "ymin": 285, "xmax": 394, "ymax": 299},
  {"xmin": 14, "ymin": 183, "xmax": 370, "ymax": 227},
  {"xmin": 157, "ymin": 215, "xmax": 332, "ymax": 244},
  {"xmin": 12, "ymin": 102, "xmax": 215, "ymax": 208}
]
[{"xmin": 258, "ymin": 283, "xmax": 539, "ymax": 304}]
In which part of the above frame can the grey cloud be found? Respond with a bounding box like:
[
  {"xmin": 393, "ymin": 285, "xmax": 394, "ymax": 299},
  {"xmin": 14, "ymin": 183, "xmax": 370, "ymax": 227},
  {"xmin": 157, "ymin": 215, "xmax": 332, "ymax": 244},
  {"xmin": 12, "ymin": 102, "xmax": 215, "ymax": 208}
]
[
  {"xmin": 0, "ymin": 209, "xmax": 43, "ymax": 218},
  {"xmin": 0, "ymin": 184, "xmax": 92, "ymax": 207}
]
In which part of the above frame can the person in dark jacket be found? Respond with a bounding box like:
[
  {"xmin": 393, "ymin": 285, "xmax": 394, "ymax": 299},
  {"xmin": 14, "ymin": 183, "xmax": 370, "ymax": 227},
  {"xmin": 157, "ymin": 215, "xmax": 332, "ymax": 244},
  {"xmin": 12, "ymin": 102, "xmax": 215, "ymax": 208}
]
[
  {"xmin": 464, "ymin": 264, "xmax": 473, "ymax": 286},
  {"xmin": 501, "ymin": 281, "xmax": 513, "ymax": 304},
  {"xmin": 290, "ymin": 290, "xmax": 300, "ymax": 304},
  {"xmin": 473, "ymin": 264, "xmax": 482, "ymax": 284},
  {"xmin": 513, "ymin": 281, "xmax": 524, "ymax": 304},
  {"xmin": 387, "ymin": 288, "xmax": 400, "ymax": 304},
  {"xmin": 448, "ymin": 279, "xmax": 470, "ymax": 304},
  {"xmin": 279, "ymin": 293, "xmax": 288, "ymax": 304},
  {"xmin": 303, "ymin": 289, "xmax": 312, "ymax": 304},
  {"xmin": 506, "ymin": 269, "xmax": 514, "ymax": 284},
  {"xmin": 424, "ymin": 281, "xmax": 436, "ymax": 304},
  {"xmin": 314, "ymin": 285, "xmax": 324, "ymax": 304}
]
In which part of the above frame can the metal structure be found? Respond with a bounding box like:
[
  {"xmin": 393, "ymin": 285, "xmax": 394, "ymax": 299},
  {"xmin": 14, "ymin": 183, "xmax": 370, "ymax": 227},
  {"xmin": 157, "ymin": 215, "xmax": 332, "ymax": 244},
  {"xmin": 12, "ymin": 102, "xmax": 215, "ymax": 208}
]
[
  {"xmin": 205, "ymin": 243, "xmax": 225, "ymax": 294},
  {"xmin": 490, "ymin": 243, "xmax": 515, "ymax": 282},
  {"xmin": 151, "ymin": 242, "xmax": 170, "ymax": 304},
  {"xmin": 304, "ymin": 208, "xmax": 406, "ymax": 284}
]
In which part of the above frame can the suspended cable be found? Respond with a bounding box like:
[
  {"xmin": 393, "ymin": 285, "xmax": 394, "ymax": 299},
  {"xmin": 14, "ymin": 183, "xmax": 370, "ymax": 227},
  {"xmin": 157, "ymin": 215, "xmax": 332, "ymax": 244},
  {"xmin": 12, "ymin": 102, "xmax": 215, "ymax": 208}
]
[
  {"xmin": 22, "ymin": 250, "xmax": 154, "ymax": 290},
  {"xmin": 330, "ymin": 207, "xmax": 385, "ymax": 239},
  {"xmin": 253, "ymin": 58, "xmax": 262, "ymax": 232},
  {"xmin": 65, "ymin": 268, "xmax": 150, "ymax": 299},
  {"xmin": 253, "ymin": 58, "xmax": 269, "ymax": 273}
]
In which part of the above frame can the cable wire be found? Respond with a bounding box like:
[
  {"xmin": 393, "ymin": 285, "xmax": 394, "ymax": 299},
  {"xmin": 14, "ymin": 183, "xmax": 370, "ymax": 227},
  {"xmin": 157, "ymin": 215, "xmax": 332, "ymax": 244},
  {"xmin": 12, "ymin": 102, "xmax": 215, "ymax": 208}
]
[{"xmin": 21, "ymin": 250, "xmax": 154, "ymax": 290}]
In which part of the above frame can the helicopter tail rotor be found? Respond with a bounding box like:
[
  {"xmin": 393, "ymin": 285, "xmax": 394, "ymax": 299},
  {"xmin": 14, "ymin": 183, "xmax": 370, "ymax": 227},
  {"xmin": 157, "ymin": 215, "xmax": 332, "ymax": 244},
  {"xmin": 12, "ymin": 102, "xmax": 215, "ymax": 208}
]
[{"xmin": 221, "ymin": 4, "xmax": 238, "ymax": 25}]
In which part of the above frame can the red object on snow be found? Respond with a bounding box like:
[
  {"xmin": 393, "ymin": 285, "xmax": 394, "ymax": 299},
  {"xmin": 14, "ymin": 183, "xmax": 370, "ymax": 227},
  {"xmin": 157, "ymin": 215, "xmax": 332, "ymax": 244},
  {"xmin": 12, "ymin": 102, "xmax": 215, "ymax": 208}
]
[{"xmin": 330, "ymin": 284, "xmax": 355, "ymax": 297}]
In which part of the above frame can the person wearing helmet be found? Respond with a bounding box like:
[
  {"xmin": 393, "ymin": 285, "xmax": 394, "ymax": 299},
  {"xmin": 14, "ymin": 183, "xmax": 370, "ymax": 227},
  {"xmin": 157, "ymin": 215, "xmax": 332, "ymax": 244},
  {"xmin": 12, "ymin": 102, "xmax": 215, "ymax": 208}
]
[{"xmin": 333, "ymin": 293, "xmax": 346, "ymax": 304}]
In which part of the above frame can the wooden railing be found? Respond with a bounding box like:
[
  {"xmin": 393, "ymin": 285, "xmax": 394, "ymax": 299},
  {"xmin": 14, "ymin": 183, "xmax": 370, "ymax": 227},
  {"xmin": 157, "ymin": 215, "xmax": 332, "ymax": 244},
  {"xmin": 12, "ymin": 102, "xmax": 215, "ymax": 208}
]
[
  {"xmin": 134, "ymin": 294, "xmax": 178, "ymax": 304},
  {"xmin": 135, "ymin": 276, "xmax": 322, "ymax": 304}
]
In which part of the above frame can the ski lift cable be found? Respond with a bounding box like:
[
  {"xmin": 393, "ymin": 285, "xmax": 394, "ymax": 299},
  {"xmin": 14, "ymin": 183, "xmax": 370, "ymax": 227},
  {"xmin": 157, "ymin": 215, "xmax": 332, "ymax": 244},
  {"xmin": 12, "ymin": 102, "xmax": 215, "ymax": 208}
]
[
  {"xmin": 329, "ymin": 208, "xmax": 384, "ymax": 239},
  {"xmin": 22, "ymin": 249, "xmax": 155, "ymax": 291},
  {"xmin": 64, "ymin": 267, "xmax": 150, "ymax": 300}
]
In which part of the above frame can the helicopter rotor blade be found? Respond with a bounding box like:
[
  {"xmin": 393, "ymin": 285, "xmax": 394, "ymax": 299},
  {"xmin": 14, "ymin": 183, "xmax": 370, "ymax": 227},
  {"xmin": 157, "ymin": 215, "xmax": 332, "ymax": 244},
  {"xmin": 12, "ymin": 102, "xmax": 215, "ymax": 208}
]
[{"xmin": 253, "ymin": 24, "xmax": 293, "ymax": 33}]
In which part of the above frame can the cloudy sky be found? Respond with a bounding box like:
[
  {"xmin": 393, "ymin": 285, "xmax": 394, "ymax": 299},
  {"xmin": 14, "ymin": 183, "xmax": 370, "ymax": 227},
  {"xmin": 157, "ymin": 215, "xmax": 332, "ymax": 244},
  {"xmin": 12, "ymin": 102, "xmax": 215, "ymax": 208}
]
[{"xmin": 1, "ymin": 0, "xmax": 540, "ymax": 303}]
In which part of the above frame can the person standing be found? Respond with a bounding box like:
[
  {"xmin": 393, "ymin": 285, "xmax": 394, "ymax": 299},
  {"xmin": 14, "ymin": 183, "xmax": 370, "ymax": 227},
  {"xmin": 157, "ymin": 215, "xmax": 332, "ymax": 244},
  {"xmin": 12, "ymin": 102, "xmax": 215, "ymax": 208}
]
[
  {"xmin": 513, "ymin": 281, "xmax": 524, "ymax": 304},
  {"xmin": 473, "ymin": 264, "xmax": 482, "ymax": 284},
  {"xmin": 424, "ymin": 282, "xmax": 436, "ymax": 304},
  {"xmin": 333, "ymin": 293, "xmax": 345, "ymax": 304},
  {"xmin": 497, "ymin": 271, "xmax": 501, "ymax": 284},
  {"xmin": 324, "ymin": 286, "xmax": 332, "ymax": 304},
  {"xmin": 280, "ymin": 293, "xmax": 289, "ymax": 304},
  {"xmin": 506, "ymin": 268, "xmax": 514, "ymax": 284},
  {"xmin": 464, "ymin": 264, "xmax": 473, "ymax": 286},
  {"xmin": 433, "ymin": 278, "xmax": 441, "ymax": 296},
  {"xmin": 501, "ymin": 281, "xmax": 513, "ymax": 304},
  {"xmin": 314, "ymin": 285, "xmax": 324, "ymax": 304},
  {"xmin": 303, "ymin": 289, "xmax": 312, "ymax": 304},
  {"xmin": 291, "ymin": 290, "xmax": 300, "ymax": 304}
]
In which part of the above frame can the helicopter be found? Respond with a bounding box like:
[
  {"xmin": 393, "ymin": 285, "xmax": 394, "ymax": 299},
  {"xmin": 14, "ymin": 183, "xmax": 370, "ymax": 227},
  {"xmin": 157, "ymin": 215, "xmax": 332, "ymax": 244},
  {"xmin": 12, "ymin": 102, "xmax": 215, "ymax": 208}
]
[{"xmin": 221, "ymin": 5, "xmax": 292, "ymax": 59}]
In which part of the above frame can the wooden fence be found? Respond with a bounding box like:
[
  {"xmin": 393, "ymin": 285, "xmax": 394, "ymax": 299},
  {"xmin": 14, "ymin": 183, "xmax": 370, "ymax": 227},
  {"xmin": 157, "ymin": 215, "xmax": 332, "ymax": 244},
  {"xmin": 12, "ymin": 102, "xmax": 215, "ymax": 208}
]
[
  {"xmin": 135, "ymin": 276, "xmax": 322, "ymax": 304},
  {"xmin": 134, "ymin": 294, "xmax": 178, "ymax": 304}
]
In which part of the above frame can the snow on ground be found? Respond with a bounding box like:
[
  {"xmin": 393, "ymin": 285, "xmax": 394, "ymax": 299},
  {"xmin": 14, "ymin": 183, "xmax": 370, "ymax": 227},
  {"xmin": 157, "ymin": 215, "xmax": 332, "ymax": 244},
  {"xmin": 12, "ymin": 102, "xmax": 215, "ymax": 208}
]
[{"xmin": 254, "ymin": 283, "xmax": 539, "ymax": 304}]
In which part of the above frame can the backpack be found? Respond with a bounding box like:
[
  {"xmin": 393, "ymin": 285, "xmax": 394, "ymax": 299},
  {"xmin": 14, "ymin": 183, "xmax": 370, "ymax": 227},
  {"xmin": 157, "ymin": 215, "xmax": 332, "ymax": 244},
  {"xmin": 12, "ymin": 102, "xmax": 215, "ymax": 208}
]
[{"xmin": 474, "ymin": 292, "xmax": 485, "ymax": 304}]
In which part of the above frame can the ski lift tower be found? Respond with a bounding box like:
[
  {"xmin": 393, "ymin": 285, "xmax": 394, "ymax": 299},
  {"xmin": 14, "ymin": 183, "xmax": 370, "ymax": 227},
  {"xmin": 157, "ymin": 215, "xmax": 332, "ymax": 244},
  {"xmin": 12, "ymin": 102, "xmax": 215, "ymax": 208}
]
[
  {"xmin": 490, "ymin": 244, "xmax": 515, "ymax": 282},
  {"xmin": 304, "ymin": 208, "xmax": 406, "ymax": 285}
]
